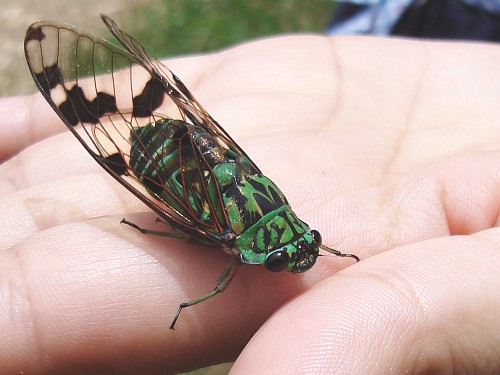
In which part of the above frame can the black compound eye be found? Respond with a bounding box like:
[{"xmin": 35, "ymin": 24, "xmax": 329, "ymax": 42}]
[
  {"xmin": 265, "ymin": 251, "xmax": 290, "ymax": 272},
  {"xmin": 311, "ymin": 230, "xmax": 322, "ymax": 246}
]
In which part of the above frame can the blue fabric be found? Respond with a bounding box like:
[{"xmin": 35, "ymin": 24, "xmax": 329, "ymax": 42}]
[
  {"xmin": 327, "ymin": 0, "xmax": 500, "ymax": 42},
  {"xmin": 462, "ymin": 0, "xmax": 500, "ymax": 15},
  {"xmin": 328, "ymin": 0, "xmax": 413, "ymax": 34}
]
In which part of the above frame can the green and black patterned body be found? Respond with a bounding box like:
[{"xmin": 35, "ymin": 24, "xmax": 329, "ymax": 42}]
[
  {"xmin": 129, "ymin": 118, "xmax": 321, "ymax": 272},
  {"xmin": 24, "ymin": 15, "xmax": 359, "ymax": 329}
]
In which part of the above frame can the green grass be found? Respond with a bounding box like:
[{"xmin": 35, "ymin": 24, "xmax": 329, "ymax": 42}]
[{"xmin": 116, "ymin": 0, "xmax": 336, "ymax": 58}]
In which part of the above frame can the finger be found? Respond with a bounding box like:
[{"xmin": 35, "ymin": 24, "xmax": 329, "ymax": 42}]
[
  {"xmin": 0, "ymin": 171, "xmax": 145, "ymax": 251},
  {"xmin": 233, "ymin": 228, "xmax": 500, "ymax": 374},
  {"xmin": 0, "ymin": 95, "xmax": 62, "ymax": 161},
  {"xmin": 0, "ymin": 216, "xmax": 305, "ymax": 374}
]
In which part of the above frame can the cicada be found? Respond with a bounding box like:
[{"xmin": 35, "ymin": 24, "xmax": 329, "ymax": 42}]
[{"xmin": 24, "ymin": 14, "xmax": 359, "ymax": 329}]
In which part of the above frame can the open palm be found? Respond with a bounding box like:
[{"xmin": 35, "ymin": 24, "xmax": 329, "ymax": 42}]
[{"xmin": 1, "ymin": 34, "xmax": 499, "ymax": 374}]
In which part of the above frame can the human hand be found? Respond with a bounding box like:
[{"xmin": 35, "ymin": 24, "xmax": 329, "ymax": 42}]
[{"xmin": 1, "ymin": 34, "xmax": 499, "ymax": 374}]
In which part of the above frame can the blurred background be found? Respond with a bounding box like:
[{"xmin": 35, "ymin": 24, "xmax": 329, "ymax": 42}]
[{"xmin": 1, "ymin": 0, "xmax": 337, "ymax": 97}]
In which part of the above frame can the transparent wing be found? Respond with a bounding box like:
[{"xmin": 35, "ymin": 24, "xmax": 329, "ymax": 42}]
[
  {"xmin": 24, "ymin": 17, "xmax": 238, "ymax": 244},
  {"xmin": 100, "ymin": 15, "xmax": 260, "ymax": 173}
]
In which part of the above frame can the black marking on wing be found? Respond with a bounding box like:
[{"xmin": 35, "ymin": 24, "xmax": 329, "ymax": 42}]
[
  {"xmin": 104, "ymin": 153, "xmax": 128, "ymax": 175},
  {"xmin": 33, "ymin": 64, "xmax": 63, "ymax": 93},
  {"xmin": 60, "ymin": 85, "xmax": 118, "ymax": 125},
  {"xmin": 132, "ymin": 75, "xmax": 165, "ymax": 117},
  {"xmin": 25, "ymin": 25, "xmax": 45, "ymax": 42}
]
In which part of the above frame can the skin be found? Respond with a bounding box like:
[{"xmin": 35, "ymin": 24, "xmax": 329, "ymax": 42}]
[{"xmin": 1, "ymin": 34, "xmax": 500, "ymax": 374}]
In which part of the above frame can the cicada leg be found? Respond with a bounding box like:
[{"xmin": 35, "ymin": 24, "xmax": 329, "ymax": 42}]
[
  {"xmin": 121, "ymin": 218, "xmax": 185, "ymax": 239},
  {"xmin": 170, "ymin": 256, "xmax": 241, "ymax": 330},
  {"xmin": 155, "ymin": 217, "xmax": 171, "ymax": 226},
  {"xmin": 320, "ymin": 244, "xmax": 360, "ymax": 263}
]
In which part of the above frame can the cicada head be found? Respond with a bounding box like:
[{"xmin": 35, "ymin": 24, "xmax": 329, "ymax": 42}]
[{"xmin": 263, "ymin": 229, "xmax": 322, "ymax": 273}]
